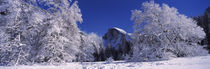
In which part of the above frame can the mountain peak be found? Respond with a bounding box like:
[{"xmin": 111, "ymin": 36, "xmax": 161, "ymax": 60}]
[{"xmin": 103, "ymin": 27, "xmax": 132, "ymax": 60}]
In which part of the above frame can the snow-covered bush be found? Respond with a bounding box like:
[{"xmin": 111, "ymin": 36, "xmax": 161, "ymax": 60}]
[
  {"xmin": 131, "ymin": 1, "xmax": 208, "ymax": 61},
  {"xmin": 106, "ymin": 57, "xmax": 114, "ymax": 63},
  {"xmin": 123, "ymin": 54, "xmax": 131, "ymax": 60}
]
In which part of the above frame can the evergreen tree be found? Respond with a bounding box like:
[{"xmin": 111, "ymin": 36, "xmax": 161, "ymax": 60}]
[{"xmin": 193, "ymin": 7, "xmax": 210, "ymax": 52}]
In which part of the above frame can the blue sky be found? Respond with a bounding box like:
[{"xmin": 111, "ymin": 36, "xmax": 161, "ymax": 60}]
[{"xmin": 78, "ymin": 0, "xmax": 210, "ymax": 36}]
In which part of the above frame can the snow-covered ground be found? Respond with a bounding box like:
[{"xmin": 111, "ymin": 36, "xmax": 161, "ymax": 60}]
[{"xmin": 1, "ymin": 55, "xmax": 210, "ymax": 69}]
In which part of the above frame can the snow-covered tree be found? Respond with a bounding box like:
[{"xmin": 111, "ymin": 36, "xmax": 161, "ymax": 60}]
[
  {"xmin": 33, "ymin": 0, "xmax": 83, "ymax": 63},
  {"xmin": 77, "ymin": 32, "xmax": 103, "ymax": 62},
  {"xmin": 0, "ymin": 0, "xmax": 84, "ymax": 65},
  {"xmin": 0, "ymin": 0, "xmax": 29, "ymax": 65},
  {"xmin": 131, "ymin": 1, "xmax": 208, "ymax": 61},
  {"xmin": 0, "ymin": 0, "xmax": 51, "ymax": 65}
]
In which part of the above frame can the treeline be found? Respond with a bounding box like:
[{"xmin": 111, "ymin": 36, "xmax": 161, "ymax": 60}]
[{"xmin": 0, "ymin": 0, "xmax": 105, "ymax": 65}]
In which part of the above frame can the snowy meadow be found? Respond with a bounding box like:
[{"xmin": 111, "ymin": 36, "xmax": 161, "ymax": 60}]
[
  {"xmin": 1, "ymin": 55, "xmax": 210, "ymax": 69},
  {"xmin": 0, "ymin": 0, "xmax": 210, "ymax": 69}
]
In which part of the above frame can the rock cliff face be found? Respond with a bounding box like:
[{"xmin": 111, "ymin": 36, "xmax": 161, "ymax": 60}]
[{"xmin": 103, "ymin": 27, "xmax": 132, "ymax": 60}]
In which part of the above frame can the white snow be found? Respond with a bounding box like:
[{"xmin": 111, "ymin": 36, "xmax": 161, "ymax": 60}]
[
  {"xmin": 112, "ymin": 27, "xmax": 127, "ymax": 34},
  {"xmin": 1, "ymin": 55, "xmax": 210, "ymax": 69}
]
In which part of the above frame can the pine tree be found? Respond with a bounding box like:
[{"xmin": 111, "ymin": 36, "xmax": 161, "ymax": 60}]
[{"xmin": 193, "ymin": 7, "xmax": 210, "ymax": 52}]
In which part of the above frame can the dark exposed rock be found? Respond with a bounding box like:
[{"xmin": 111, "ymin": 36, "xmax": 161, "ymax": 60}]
[{"xmin": 103, "ymin": 27, "xmax": 132, "ymax": 60}]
